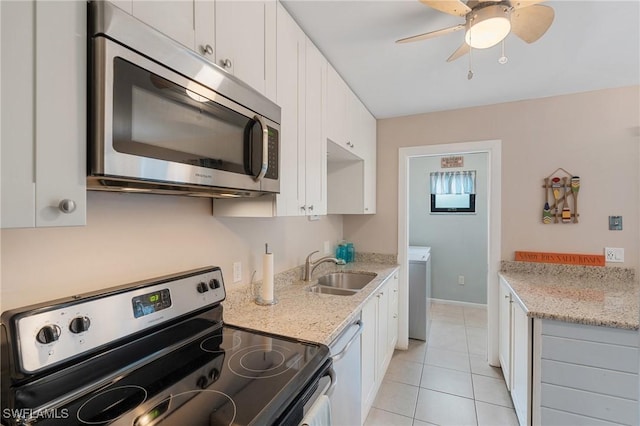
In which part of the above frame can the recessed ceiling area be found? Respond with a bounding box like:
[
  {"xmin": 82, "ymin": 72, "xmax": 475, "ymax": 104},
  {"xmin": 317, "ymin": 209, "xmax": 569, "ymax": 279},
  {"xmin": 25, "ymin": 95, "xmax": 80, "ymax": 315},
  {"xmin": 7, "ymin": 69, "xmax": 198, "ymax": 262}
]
[{"xmin": 281, "ymin": 1, "xmax": 640, "ymax": 119}]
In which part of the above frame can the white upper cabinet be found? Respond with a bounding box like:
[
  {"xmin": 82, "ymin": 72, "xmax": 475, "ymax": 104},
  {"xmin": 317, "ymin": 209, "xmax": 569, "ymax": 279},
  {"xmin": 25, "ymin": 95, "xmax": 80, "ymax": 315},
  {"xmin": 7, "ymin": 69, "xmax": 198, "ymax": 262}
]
[
  {"xmin": 275, "ymin": 3, "xmax": 326, "ymax": 217},
  {"xmin": 113, "ymin": 1, "xmax": 216, "ymax": 60},
  {"xmin": 215, "ymin": 0, "xmax": 276, "ymax": 100},
  {"xmin": 1, "ymin": 0, "xmax": 86, "ymax": 228},
  {"xmin": 275, "ymin": 3, "xmax": 306, "ymax": 216},
  {"xmin": 303, "ymin": 39, "xmax": 328, "ymax": 216},
  {"xmin": 326, "ymin": 64, "xmax": 376, "ymax": 215}
]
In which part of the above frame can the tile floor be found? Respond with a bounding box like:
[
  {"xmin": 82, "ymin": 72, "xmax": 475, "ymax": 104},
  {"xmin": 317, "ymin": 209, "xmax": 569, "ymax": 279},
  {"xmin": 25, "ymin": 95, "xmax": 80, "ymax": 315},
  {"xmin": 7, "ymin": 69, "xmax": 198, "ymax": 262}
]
[{"xmin": 364, "ymin": 301, "xmax": 519, "ymax": 426}]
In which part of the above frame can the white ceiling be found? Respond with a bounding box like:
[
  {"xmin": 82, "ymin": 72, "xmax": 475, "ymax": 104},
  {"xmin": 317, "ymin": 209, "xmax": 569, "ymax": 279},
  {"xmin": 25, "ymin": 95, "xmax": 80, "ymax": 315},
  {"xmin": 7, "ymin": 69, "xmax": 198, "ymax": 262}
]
[{"xmin": 281, "ymin": 0, "xmax": 640, "ymax": 118}]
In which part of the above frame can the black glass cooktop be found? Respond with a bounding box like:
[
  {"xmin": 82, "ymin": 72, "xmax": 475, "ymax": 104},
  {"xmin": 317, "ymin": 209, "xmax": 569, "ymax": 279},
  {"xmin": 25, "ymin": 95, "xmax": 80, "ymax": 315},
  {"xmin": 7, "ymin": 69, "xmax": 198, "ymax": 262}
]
[{"xmin": 3, "ymin": 312, "xmax": 329, "ymax": 426}]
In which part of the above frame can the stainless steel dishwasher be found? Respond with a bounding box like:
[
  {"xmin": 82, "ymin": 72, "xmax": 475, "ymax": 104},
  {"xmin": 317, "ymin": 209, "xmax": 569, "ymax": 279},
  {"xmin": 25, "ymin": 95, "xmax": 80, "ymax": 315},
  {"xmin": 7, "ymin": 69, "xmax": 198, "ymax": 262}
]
[{"xmin": 328, "ymin": 315, "xmax": 363, "ymax": 426}]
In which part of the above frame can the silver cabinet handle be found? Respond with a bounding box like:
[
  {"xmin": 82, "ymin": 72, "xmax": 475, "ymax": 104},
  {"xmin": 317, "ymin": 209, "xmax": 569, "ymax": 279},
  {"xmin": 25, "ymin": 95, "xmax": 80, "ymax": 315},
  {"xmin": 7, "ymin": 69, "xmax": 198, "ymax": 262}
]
[
  {"xmin": 300, "ymin": 206, "xmax": 306, "ymax": 211},
  {"xmin": 221, "ymin": 58, "xmax": 232, "ymax": 69},
  {"xmin": 332, "ymin": 320, "xmax": 363, "ymax": 363},
  {"xmin": 252, "ymin": 114, "xmax": 269, "ymax": 182},
  {"xmin": 200, "ymin": 44, "xmax": 213, "ymax": 55},
  {"xmin": 308, "ymin": 205, "xmax": 314, "ymax": 211},
  {"xmin": 58, "ymin": 199, "xmax": 77, "ymax": 214}
]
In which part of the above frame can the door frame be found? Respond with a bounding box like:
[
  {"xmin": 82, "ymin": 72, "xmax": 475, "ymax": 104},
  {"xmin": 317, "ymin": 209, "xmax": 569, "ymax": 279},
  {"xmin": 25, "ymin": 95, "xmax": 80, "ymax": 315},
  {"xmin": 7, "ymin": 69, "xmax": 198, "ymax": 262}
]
[{"xmin": 397, "ymin": 139, "xmax": 502, "ymax": 366}]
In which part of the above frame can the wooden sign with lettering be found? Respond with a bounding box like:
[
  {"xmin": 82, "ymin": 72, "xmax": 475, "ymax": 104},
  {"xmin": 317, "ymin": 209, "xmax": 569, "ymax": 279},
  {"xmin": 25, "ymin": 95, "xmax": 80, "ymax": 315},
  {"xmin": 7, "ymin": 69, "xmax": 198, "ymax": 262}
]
[{"xmin": 515, "ymin": 251, "xmax": 605, "ymax": 266}]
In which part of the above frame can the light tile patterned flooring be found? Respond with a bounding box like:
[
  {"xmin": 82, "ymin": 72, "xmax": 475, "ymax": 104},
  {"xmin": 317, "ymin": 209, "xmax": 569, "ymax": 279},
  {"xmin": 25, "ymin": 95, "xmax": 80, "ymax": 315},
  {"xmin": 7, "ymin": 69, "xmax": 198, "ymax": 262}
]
[{"xmin": 364, "ymin": 301, "xmax": 519, "ymax": 426}]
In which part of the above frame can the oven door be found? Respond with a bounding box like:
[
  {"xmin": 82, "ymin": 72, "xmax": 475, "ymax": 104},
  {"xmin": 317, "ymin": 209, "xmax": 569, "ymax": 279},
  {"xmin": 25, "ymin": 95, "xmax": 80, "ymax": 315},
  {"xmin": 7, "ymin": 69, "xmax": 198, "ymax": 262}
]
[{"xmin": 91, "ymin": 36, "xmax": 279, "ymax": 193}]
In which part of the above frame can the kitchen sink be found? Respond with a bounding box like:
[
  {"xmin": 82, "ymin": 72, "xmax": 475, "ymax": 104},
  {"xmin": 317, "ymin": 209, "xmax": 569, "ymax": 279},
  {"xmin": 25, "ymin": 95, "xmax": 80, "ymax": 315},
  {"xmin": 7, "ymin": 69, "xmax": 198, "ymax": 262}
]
[
  {"xmin": 308, "ymin": 286, "xmax": 359, "ymax": 296},
  {"xmin": 317, "ymin": 272, "xmax": 377, "ymax": 290}
]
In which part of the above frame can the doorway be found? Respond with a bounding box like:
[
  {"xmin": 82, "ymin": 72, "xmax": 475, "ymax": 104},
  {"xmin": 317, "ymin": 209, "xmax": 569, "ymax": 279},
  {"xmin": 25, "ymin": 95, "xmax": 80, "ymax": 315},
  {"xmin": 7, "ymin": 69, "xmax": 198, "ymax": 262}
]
[{"xmin": 397, "ymin": 140, "xmax": 502, "ymax": 366}]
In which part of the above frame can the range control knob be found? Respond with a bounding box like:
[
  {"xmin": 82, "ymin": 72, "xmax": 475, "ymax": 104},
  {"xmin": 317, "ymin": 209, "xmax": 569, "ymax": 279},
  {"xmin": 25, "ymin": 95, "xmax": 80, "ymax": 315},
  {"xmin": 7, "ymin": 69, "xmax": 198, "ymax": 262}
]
[
  {"xmin": 196, "ymin": 375, "xmax": 209, "ymax": 389},
  {"xmin": 69, "ymin": 316, "xmax": 91, "ymax": 334},
  {"xmin": 196, "ymin": 282, "xmax": 209, "ymax": 293},
  {"xmin": 209, "ymin": 278, "xmax": 221, "ymax": 290},
  {"xmin": 36, "ymin": 324, "xmax": 61, "ymax": 344}
]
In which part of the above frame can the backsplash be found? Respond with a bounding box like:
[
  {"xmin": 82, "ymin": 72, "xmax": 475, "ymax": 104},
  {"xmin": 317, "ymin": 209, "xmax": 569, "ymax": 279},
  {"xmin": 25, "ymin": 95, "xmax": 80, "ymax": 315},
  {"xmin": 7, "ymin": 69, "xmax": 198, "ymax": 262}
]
[{"xmin": 501, "ymin": 260, "xmax": 636, "ymax": 282}]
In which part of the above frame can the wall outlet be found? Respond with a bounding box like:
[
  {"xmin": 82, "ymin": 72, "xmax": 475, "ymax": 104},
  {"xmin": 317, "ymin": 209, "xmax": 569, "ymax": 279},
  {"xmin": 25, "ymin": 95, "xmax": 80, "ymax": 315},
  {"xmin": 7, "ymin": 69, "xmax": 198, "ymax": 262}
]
[
  {"xmin": 604, "ymin": 248, "xmax": 624, "ymax": 263},
  {"xmin": 233, "ymin": 261, "xmax": 242, "ymax": 282},
  {"xmin": 458, "ymin": 275, "xmax": 465, "ymax": 285}
]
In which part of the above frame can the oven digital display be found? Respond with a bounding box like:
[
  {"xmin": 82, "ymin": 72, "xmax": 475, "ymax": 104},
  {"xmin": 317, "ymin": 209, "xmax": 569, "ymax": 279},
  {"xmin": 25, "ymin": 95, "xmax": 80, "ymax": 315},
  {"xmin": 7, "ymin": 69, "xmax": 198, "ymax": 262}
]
[{"xmin": 132, "ymin": 289, "xmax": 172, "ymax": 318}]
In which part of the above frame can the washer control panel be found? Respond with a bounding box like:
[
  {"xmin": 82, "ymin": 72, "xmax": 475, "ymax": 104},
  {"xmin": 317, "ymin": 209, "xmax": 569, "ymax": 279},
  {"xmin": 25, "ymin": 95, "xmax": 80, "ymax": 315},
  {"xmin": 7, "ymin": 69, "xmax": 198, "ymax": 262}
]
[{"xmin": 7, "ymin": 267, "xmax": 225, "ymax": 374}]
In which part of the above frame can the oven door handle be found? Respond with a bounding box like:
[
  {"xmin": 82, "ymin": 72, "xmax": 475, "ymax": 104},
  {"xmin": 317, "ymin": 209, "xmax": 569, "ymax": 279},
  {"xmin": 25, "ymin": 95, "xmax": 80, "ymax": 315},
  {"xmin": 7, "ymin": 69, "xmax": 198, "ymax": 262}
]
[
  {"xmin": 325, "ymin": 366, "xmax": 337, "ymax": 397},
  {"xmin": 253, "ymin": 114, "xmax": 269, "ymax": 182},
  {"xmin": 331, "ymin": 320, "xmax": 363, "ymax": 363}
]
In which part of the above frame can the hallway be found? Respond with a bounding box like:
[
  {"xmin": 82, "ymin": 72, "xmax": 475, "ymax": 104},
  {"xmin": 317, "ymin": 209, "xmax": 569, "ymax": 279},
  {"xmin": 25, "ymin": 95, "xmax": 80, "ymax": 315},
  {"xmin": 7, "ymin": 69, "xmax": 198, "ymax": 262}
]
[{"xmin": 364, "ymin": 301, "xmax": 518, "ymax": 426}]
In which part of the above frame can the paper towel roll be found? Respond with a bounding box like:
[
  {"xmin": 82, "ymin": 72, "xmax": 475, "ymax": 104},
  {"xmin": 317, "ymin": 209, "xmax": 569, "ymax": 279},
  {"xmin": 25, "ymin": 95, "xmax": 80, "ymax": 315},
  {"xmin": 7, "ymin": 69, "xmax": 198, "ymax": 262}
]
[{"xmin": 261, "ymin": 252, "xmax": 274, "ymax": 302}]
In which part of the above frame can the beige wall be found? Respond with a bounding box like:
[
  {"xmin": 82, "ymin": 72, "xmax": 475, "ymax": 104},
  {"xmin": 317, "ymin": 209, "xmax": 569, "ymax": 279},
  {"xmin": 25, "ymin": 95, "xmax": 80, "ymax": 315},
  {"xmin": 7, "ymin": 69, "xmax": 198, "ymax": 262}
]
[
  {"xmin": 1, "ymin": 192, "xmax": 342, "ymax": 310},
  {"xmin": 345, "ymin": 86, "xmax": 640, "ymax": 270}
]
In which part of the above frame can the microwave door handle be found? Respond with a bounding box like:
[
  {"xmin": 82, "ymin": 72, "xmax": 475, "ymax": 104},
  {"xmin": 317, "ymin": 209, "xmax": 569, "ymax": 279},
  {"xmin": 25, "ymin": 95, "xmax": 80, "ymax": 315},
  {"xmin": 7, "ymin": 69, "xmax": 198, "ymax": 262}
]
[{"xmin": 253, "ymin": 114, "xmax": 268, "ymax": 182}]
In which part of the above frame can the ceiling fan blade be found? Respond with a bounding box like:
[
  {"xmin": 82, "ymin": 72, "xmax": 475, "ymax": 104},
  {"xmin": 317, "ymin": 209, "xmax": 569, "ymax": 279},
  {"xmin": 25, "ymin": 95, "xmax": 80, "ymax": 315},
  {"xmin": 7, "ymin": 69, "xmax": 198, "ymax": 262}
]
[
  {"xmin": 446, "ymin": 42, "xmax": 470, "ymax": 62},
  {"xmin": 420, "ymin": 0, "xmax": 471, "ymax": 17},
  {"xmin": 396, "ymin": 24, "xmax": 465, "ymax": 44},
  {"xmin": 511, "ymin": 4, "xmax": 554, "ymax": 43},
  {"xmin": 510, "ymin": 0, "xmax": 546, "ymax": 9}
]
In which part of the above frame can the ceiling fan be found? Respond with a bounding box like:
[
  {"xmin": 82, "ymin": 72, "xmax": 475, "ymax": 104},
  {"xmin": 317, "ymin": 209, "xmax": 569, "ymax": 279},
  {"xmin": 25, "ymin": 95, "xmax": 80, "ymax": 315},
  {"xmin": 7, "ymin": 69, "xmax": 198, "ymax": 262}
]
[{"xmin": 396, "ymin": 0, "xmax": 555, "ymax": 62}]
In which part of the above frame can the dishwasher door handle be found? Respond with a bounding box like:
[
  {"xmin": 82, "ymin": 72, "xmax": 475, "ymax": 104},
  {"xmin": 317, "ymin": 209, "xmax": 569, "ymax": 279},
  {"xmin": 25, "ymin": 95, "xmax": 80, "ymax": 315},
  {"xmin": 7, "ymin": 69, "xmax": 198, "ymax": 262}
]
[{"xmin": 331, "ymin": 320, "xmax": 363, "ymax": 363}]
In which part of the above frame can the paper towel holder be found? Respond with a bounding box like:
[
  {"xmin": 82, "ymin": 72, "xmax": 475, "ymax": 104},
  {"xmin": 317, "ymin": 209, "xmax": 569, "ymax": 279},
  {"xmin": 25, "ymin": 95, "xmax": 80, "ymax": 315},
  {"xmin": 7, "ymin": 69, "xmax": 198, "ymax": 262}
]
[{"xmin": 251, "ymin": 270, "xmax": 278, "ymax": 306}]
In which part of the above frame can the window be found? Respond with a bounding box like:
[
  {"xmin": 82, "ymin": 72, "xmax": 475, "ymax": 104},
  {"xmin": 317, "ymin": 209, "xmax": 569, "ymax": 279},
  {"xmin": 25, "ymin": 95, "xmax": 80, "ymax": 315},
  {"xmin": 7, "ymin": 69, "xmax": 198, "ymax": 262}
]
[{"xmin": 430, "ymin": 170, "xmax": 476, "ymax": 213}]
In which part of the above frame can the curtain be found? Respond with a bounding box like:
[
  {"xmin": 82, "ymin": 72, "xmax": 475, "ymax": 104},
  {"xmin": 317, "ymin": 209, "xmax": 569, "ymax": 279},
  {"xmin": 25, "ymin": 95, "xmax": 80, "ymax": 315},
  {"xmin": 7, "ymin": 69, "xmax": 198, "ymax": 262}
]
[{"xmin": 430, "ymin": 171, "xmax": 476, "ymax": 195}]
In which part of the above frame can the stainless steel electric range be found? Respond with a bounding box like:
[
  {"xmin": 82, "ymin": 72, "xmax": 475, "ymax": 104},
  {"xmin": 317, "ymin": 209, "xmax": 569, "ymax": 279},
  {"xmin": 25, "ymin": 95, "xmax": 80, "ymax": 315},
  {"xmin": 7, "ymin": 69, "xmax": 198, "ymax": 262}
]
[{"xmin": 0, "ymin": 267, "xmax": 333, "ymax": 426}]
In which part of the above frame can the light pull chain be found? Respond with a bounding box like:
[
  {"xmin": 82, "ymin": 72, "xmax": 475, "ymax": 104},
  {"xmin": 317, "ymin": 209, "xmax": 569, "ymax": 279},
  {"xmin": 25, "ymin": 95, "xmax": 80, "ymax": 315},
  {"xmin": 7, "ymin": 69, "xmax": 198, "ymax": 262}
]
[
  {"xmin": 467, "ymin": 31, "xmax": 474, "ymax": 80},
  {"xmin": 498, "ymin": 40, "xmax": 508, "ymax": 64}
]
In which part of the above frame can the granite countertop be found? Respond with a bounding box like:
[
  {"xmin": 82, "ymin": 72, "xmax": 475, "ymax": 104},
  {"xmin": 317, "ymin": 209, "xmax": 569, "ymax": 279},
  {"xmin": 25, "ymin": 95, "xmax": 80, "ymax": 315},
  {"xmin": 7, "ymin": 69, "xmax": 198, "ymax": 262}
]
[
  {"xmin": 222, "ymin": 254, "xmax": 399, "ymax": 346},
  {"xmin": 499, "ymin": 261, "xmax": 639, "ymax": 330}
]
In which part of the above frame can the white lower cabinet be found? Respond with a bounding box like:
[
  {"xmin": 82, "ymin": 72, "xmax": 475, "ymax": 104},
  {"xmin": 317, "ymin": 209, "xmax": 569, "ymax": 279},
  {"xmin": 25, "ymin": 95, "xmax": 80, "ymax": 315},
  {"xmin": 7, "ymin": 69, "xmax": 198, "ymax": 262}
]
[
  {"xmin": 361, "ymin": 272, "xmax": 399, "ymax": 421},
  {"xmin": 499, "ymin": 277, "xmax": 532, "ymax": 426},
  {"xmin": 498, "ymin": 279, "xmax": 512, "ymax": 391},
  {"xmin": 511, "ymin": 300, "xmax": 532, "ymax": 426},
  {"xmin": 500, "ymin": 277, "xmax": 639, "ymax": 426},
  {"xmin": 1, "ymin": 0, "xmax": 86, "ymax": 228}
]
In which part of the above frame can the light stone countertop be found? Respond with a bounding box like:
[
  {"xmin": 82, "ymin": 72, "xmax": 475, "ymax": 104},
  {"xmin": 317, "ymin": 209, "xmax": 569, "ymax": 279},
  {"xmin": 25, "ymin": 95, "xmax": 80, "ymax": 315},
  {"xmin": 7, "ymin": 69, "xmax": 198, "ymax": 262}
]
[
  {"xmin": 222, "ymin": 257, "xmax": 399, "ymax": 346},
  {"xmin": 499, "ymin": 261, "xmax": 639, "ymax": 330}
]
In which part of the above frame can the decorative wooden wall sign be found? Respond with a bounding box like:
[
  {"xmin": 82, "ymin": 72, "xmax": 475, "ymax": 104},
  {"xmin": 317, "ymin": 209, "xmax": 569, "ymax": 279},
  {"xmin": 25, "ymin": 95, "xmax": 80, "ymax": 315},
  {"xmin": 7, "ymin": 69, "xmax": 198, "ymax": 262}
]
[
  {"xmin": 441, "ymin": 156, "xmax": 464, "ymax": 168},
  {"xmin": 542, "ymin": 168, "xmax": 580, "ymax": 224},
  {"xmin": 515, "ymin": 251, "xmax": 605, "ymax": 266}
]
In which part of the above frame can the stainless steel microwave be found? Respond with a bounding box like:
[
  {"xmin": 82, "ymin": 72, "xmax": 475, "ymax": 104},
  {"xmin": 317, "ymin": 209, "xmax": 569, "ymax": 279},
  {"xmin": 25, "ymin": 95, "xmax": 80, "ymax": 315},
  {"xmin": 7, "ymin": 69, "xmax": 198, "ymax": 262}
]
[{"xmin": 87, "ymin": 2, "xmax": 280, "ymax": 198}]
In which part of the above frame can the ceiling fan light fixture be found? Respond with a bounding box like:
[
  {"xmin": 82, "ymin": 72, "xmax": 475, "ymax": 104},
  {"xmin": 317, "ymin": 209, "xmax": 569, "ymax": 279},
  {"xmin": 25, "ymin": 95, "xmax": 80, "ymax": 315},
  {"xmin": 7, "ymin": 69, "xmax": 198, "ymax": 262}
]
[{"xmin": 464, "ymin": 5, "xmax": 511, "ymax": 49}]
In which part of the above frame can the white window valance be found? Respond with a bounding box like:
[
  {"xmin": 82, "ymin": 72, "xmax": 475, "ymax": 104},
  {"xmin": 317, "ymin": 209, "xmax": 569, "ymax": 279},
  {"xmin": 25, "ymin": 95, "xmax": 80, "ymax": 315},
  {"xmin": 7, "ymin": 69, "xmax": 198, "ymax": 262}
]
[{"xmin": 430, "ymin": 171, "xmax": 476, "ymax": 195}]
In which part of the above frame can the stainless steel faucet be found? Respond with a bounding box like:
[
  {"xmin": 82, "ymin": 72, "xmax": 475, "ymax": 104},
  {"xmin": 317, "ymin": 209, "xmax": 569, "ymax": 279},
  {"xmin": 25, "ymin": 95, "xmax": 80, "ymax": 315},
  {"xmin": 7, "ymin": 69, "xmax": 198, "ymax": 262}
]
[{"xmin": 303, "ymin": 250, "xmax": 346, "ymax": 281}]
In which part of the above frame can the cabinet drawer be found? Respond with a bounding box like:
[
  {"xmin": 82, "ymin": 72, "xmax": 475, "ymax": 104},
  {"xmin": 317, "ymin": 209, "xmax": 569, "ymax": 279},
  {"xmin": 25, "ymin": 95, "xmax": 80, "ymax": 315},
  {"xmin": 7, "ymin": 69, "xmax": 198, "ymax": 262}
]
[{"xmin": 541, "ymin": 359, "xmax": 638, "ymax": 400}]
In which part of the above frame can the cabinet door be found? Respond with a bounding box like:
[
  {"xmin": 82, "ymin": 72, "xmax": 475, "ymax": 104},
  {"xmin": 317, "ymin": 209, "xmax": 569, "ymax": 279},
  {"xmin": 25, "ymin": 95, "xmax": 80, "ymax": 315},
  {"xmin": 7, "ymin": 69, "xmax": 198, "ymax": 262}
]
[
  {"xmin": 360, "ymin": 297, "xmax": 377, "ymax": 420},
  {"xmin": 387, "ymin": 273, "xmax": 399, "ymax": 352},
  {"xmin": 2, "ymin": 1, "xmax": 87, "ymax": 228},
  {"xmin": 499, "ymin": 279, "xmax": 512, "ymax": 390},
  {"xmin": 512, "ymin": 300, "xmax": 532, "ymax": 426},
  {"xmin": 132, "ymin": 1, "xmax": 196, "ymax": 49},
  {"xmin": 376, "ymin": 285, "xmax": 390, "ymax": 375},
  {"xmin": 303, "ymin": 39, "xmax": 327, "ymax": 216},
  {"xmin": 215, "ymin": 0, "xmax": 275, "ymax": 98},
  {"xmin": 362, "ymin": 109, "xmax": 377, "ymax": 214},
  {"xmin": 326, "ymin": 64, "xmax": 347, "ymax": 146},
  {"xmin": 274, "ymin": 3, "xmax": 305, "ymax": 216},
  {"xmin": 194, "ymin": 1, "xmax": 215, "ymax": 59}
]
